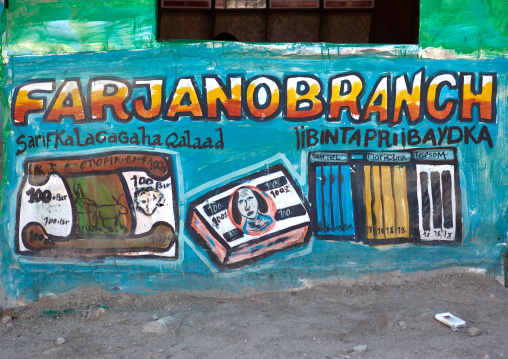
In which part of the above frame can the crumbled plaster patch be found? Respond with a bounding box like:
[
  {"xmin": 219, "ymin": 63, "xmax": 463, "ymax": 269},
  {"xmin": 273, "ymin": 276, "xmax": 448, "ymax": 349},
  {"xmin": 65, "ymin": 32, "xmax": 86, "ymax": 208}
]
[
  {"xmin": 294, "ymin": 266, "xmax": 489, "ymax": 292},
  {"xmin": 0, "ymin": 282, "xmax": 5, "ymax": 310},
  {"xmin": 420, "ymin": 47, "xmax": 464, "ymax": 59},
  {"xmin": 2, "ymin": 47, "xmax": 7, "ymax": 64},
  {"xmin": 419, "ymin": 47, "xmax": 505, "ymax": 60},
  {"xmin": 468, "ymin": 267, "xmax": 487, "ymax": 275},
  {"xmin": 339, "ymin": 45, "xmax": 419, "ymax": 57}
]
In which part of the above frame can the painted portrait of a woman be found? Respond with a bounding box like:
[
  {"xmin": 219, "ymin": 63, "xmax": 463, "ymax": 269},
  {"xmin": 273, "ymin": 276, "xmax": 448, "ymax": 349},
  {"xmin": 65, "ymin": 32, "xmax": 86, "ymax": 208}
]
[{"xmin": 230, "ymin": 186, "xmax": 276, "ymax": 236}]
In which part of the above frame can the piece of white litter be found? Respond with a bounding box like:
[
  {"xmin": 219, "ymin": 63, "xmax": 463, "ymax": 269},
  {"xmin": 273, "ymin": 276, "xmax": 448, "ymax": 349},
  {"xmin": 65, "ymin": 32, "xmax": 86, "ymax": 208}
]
[
  {"xmin": 353, "ymin": 345, "xmax": 367, "ymax": 353},
  {"xmin": 435, "ymin": 312, "xmax": 466, "ymax": 331}
]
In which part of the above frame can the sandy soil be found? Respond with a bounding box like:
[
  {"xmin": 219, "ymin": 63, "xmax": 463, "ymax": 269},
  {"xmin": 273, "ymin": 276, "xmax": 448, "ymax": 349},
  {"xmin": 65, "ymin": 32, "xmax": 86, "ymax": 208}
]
[{"xmin": 1, "ymin": 269, "xmax": 507, "ymax": 359}]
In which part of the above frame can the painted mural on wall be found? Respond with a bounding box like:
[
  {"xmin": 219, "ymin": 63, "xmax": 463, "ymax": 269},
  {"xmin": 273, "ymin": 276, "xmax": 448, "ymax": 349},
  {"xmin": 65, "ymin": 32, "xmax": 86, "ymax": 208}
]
[
  {"xmin": 16, "ymin": 152, "xmax": 178, "ymax": 258},
  {"xmin": 0, "ymin": 39, "xmax": 505, "ymax": 302},
  {"xmin": 5, "ymin": 54, "xmax": 500, "ymax": 271},
  {"xmin": 0, "ymin": 0, "xmax": 506, "ymax": 306},
  {"xmin": 187, "ymin": 164, "xmax": 311, "ymax": 268},
  {"xmin": 308, "ymin": 148, "xmax": 462, "ymax": 245}
]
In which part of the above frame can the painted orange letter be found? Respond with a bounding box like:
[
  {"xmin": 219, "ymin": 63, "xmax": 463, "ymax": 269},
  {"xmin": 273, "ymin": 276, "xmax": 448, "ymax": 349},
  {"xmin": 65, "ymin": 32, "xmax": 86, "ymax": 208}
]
[
  {"xmin": 205, "ymin": 76, "xmax": 242, "ymax": 120},
  {"xmin": 460, "ymin": 73, "xmax": 496, "ymax": 122},
  {"xmin": 45, "ymin": 79, "xmax": 87, "ymax": 122},
  {"xmin": 285, "ymin": 76, "xmax": 324, "ymax": 121},
  {"xmin": 166, "ymin": 78, "xmax": 204, "ymax": 120},
  {"xmin": 328, "ymin": 73, "xmax": 363, "ymax": 122},
  {"xmin": 89, "ymin": 78, "xmax": 132, "ymax": 122},
  {"xmin": 12, "ymin": 81, "xmax": 54, "ymax": 125},
  {"xmin": 425, "ymin": 73, "xmax": 457, "ymax": 122},
  {"xmin": 362, "ymin": 75, "xmax": 389, "ymax": 123},
  {"xmin": 393, "ymin": 70, "xmax": 423, "ymax": 125},
  {"xmin": 245, "ymin": 77, "xmax": 281, "ymax": 121},
  {"xmin": 133, "ymin": 79, "xmax": 164, "ymax": 121}
]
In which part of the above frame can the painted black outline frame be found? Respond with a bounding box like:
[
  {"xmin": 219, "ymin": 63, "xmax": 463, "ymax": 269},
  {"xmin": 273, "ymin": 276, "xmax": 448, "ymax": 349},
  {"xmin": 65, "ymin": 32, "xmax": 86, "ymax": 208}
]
[
  {"xmin": 410, "ymin": 147, "xmax": 462, "ymax": 246},
  {"xmin": 308, "ymin": 151, "xmax": 363, "ymax": 243}
]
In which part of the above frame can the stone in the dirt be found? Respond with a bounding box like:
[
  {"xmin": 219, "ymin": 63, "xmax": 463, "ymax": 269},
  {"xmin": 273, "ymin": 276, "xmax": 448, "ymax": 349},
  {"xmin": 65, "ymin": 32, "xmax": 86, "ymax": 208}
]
[
  {"xmin": 86, "ymin": 305, "xmax": 106, "ymax": 320},
  {"xmin": 116, "ymin": 293, "xmax": 133, "ymax": 305},
  {"xmin": 383, "ymin": 313, "xmax": 400, "ymax": 329},
  {"xmin": 55, "ymin": 337, "xmax": 66, "ymax": 345},
  {"xmin": 353, "ymin": 345, "xmax": 367, "ymax": 353},
  {"xmin": 398, "ymin": 321, "xmax": 406, "ymax": 328},
  {"xmin": 9, "ymin": 310, "xmax": 22, "ymax": 319},
  {"xmin": 142, "ymin": 316, "xmax": 172, "ymax": 335},
  {"xmin": 40, "ymin": 292, "xmax": 58, "ymax": 300},
  {"xmin": 2, "ymin": 315, "xmax": 13, "ymax": 324},
  {"xmin": 467, "ymin": 327, "xmax": 482, "ymax": 337},
  {"xmin": 43, "ymin": 347, "xmax": 62, "ymax": 356}
]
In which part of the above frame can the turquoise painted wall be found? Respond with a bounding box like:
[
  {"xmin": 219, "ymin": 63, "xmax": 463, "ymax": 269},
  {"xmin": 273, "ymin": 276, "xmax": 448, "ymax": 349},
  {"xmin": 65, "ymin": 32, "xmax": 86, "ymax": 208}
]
[{"xmin": 1, "ymin": 0, "xmax": 507, "ymax": 304}]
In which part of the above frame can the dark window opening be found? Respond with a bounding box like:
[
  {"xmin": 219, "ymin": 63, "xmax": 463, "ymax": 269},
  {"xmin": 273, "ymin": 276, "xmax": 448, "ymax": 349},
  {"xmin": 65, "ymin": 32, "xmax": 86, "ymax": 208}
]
[{"xmin": 157, "ymin": 0, "xmax": 419, "ymax": 44}]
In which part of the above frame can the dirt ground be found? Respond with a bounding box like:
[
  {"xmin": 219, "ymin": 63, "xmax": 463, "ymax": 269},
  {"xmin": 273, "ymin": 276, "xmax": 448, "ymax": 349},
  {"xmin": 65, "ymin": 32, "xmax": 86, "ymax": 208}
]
[{"xmin": 1, "ymin": 268, "xmax": 507, "ymax": 359}]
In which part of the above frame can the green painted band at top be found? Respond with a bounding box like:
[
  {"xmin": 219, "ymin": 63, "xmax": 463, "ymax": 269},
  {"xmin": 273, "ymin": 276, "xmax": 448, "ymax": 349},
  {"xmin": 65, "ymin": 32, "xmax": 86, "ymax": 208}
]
[
  {"xmin": 1, "ymin": 0, "xmax": 508, "ymax": 56},
  {"xmin": 419, "ymin": 0, "xmax": 508, "ymax": 56}
]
